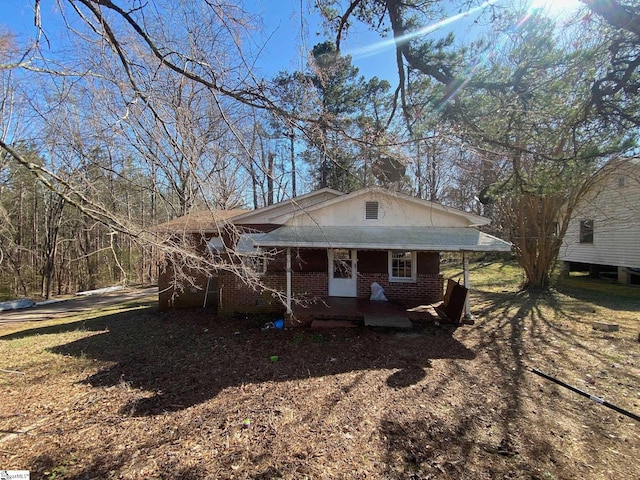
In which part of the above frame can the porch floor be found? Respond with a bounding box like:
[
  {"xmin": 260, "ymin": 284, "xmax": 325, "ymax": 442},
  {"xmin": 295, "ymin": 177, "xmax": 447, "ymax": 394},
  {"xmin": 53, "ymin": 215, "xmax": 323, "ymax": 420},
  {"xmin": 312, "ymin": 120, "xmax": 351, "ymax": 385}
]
[{"xmin": 292, "ymin": 297, "xmax": 438, "ymax": 329}]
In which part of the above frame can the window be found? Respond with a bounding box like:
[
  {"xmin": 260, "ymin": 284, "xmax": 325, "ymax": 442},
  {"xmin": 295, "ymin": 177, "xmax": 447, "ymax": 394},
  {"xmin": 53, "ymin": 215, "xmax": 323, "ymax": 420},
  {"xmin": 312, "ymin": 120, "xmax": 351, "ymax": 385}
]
[
  {"xmin": 617, "ymin": 175, "xmax": 626, "ymax": 187},
  {"xmin": 389, "ymin": 251, "xmax": 416, "ymax": 282},
  {"xmin": 206, "ymin": 236, "xmax": 224, "ymax": 254},
  {"xmin": 332, "ymin": 249, "xmax": 353, "ymax": 278},
  {"xmin": 242, "ymin": 253, "xmax": 267, "ymax": 275},
  {"xmin": 579, "ymin": 220, "xmax": 594, "ymax": 244},
  {"xmin": 365, "ymin": 201, "xmax": 379, "ymax": 220}
]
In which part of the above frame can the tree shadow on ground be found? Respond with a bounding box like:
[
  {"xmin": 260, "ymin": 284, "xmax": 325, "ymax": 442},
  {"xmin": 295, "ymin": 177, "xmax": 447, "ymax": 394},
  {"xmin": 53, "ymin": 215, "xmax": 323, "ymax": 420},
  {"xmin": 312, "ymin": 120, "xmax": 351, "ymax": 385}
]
[
  {"xmin": 386, "ymin": 363, "xmax": 429, "ymax": 389},
  {"xmin": 444, "ymin": 288, "xmax": 638, "ymax": 477},
  {"xmin": 3, "ymin": 307, "xmax": 475, "ymax": 416},
  {"xmin": 4, "ymin": 288, "xmax": 637, "ymax": 479},
  {"xmin": 554, "ymin": 276, "xmax": 640, "ymax": 312},
  {"xmin": 377, "ymin": 288, "xmax": 619, "ymax": 479},
  {"xmin": 29, "ymin": 451, "xmax": 208, "ymax": 480}
]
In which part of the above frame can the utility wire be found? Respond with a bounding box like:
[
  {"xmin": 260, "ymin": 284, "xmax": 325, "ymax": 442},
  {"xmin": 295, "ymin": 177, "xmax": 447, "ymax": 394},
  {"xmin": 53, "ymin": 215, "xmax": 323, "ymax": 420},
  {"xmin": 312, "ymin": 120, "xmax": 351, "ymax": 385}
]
[{"xmin": 528, "ymin": 367, "xmax": 640, "ymax": 423}]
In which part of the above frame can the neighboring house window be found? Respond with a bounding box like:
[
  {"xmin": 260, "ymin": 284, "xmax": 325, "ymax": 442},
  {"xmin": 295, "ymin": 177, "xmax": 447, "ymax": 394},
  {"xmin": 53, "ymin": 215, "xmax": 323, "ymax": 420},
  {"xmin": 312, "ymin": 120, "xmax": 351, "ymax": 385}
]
[
  {"xmin": 365, "ymin": 201, "xmax": 379, "ymax": 220},
  {"xmin": 242, "ymin": 254, "xmax": 267, "ymax": 275},
  {"xmin": 617, "ymin": 175, "xmax": 626, "ymax": 187},
  {"xmin": 389, "ymin": 251, "xmax": 416, "ymax": 282},
  {"xmin": 579, "ymin": 220, "xmax": 594, "ymax": 244}
]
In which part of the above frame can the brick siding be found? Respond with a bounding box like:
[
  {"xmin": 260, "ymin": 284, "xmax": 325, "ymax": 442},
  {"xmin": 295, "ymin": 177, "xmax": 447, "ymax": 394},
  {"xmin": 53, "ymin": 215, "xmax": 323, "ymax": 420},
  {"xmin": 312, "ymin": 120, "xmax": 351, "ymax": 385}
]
[
  {"xmin": 218, "ymin": 270, "xmax": 329, "ymax": 316},
  {"xmin": 158, "ymin": 260, "xmax": 212, "ymax": 310},
  {"xmin": 357, "ymin": 272, "xmax": 443, "ymax": 304},
  {"xmin": 218, "ymin": 269, "xmax": 442, "ymax": 316},
  {"xmin": 163, "ymin": 244, "xmax": 444, "ymax": 319}
]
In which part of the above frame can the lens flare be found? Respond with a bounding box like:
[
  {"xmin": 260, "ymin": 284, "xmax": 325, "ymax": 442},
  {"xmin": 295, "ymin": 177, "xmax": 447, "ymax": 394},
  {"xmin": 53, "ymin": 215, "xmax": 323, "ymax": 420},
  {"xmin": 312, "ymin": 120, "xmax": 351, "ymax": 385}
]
[{"xmin": 345, "ymin": 0, "xmax": 501, "ymax": 60}]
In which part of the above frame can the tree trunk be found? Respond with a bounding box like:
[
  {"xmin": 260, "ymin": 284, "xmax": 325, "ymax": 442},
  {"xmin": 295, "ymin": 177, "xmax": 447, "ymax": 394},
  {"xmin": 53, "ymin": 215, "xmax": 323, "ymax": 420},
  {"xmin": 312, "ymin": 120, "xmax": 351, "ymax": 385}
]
[
  {"xmin": 321, "ymin": 127, "xmax": 328, "ymax": 188},
  {"xmin": 289, "ymin": 132, "xmax": 296, "ymax": 198},
  {"xmin": 267, "ymin": 152, "xmax": 275, "ymax": 206},
  {"xmin": 513, "ymin": 193, "xmax": 563, "ymax": 290}
]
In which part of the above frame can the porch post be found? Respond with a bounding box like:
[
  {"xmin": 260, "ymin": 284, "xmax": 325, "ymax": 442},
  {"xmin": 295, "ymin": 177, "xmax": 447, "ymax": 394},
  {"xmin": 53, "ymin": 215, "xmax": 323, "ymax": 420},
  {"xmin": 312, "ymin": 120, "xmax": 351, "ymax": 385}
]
[
  {"xmin": 286, "ymin": 247, "xmax": 292, "ymax": 315},
  {"xmin": 462, "ymin": 252, "xmax": 471, "ymax": 319}
]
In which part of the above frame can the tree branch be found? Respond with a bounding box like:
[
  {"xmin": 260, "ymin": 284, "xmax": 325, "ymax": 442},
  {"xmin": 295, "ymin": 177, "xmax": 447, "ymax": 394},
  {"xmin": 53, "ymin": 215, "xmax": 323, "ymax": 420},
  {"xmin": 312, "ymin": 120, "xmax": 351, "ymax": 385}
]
[{"xmin": 582, "ymin": 0, "xmax": 640, "ymax": 38}]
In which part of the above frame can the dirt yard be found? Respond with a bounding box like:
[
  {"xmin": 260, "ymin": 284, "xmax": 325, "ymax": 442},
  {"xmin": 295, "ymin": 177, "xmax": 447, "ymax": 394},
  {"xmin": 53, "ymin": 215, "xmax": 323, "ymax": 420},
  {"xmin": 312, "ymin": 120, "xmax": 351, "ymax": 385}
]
[{"xmin": 0, "ymin": 270, "xmax": 639, "ymax": 479}]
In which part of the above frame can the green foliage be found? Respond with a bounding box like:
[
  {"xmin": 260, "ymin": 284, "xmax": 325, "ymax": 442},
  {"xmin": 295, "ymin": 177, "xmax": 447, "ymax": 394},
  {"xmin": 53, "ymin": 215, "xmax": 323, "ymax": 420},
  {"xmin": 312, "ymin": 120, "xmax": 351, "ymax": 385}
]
[
  {"xmin": 437, "ymin": 9, "xmax": 635, "ymax": 288},
  {"xmin": 296, "ymin": 41, "xmax": 394, "ymax": 191},
  {"xmin": 584, "ymin": 1, "xmax": 640, "ymax": 128},
  {"xmin": 312, "ymin": 2, "xmax": 638, "ymax": 290}
]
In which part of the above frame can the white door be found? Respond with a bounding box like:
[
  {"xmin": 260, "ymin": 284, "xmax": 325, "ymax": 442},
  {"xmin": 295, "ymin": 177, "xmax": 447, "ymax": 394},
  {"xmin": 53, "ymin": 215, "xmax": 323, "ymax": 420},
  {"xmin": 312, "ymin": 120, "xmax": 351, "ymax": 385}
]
[{"xmin": 328, "ymin": 249, "xmax": 357, "ymax": 297}]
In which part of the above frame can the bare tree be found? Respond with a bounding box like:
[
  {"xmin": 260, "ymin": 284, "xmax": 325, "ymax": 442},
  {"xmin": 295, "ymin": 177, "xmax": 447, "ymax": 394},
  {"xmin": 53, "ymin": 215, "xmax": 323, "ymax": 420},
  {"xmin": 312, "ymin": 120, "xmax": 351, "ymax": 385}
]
[{"xmin": 0, "ymin": 1, "xmax": 321, "ymax": 301}]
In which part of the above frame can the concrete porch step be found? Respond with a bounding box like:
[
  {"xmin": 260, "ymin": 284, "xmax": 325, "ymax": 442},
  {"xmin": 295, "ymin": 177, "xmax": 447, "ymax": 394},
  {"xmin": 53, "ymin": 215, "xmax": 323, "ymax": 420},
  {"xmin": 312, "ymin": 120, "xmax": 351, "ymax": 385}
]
[
  {"xmin": 311, "ymin": 319, "xmax": 361, "ymax": 329},
  {"xmin": 364, "ymin": 315, "xmax": 412, "ymax": 329}
]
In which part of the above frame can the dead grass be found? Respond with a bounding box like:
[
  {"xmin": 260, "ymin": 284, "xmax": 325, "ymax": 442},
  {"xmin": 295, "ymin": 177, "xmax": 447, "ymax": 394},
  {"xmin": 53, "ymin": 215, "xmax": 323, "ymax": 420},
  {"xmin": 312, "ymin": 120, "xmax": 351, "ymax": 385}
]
[{"xmin": 1, "ymin": 263, "xmax": 639, "ymax": 479}]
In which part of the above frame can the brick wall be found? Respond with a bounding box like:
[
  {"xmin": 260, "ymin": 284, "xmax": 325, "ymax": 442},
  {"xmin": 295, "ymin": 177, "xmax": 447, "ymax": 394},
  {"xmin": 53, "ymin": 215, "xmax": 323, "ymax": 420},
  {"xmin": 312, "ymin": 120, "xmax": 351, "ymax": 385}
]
[
  {"xmin": 218, "ymin": 270, "xmax": 284, "ymax": 316},
  {"xmin": 217, "ymin": 270, "xmax": 329, "ymax": 316},
  {"xmin": 357, "ymin": 272, "xmax": 443, "ymax": 304},
  {"xmin": 291, "ymin": 271, "xmax": 328, "ymax": 298},
  {"xmin": 157, "ymin": 232, "xmax": 217, "ymax": 310},
  {"xmin": 355, "ymin": 250, "xmax": 442, "ymax": 303},
  {"xmin": 158, "ymin": 260, "xmax": 212, "ymax": 310},
  {"xmin": 167, "ymin": 246, "xmax": 444, "ymax": 315},
  {"xmin": 218, "ymin": 269, "xmax": 442, "ymax": 316}
]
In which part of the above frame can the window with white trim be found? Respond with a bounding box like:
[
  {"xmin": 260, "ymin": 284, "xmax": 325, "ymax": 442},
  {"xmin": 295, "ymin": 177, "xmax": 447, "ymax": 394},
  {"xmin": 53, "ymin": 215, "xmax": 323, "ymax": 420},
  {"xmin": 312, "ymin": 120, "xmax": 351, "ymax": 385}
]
[
  {"xmin": 389, "ymin": 251, "xmax": 416, "ymax": 282},
  {"xmin": 242, "ymin": 253, "xmax": 267, "ymax": 275}
]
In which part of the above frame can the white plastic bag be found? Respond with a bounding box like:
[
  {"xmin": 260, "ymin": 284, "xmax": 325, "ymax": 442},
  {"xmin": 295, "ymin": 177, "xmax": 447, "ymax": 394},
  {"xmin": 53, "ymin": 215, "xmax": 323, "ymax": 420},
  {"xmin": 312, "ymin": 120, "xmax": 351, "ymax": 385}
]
[{"xmin": 370, "ymin": 282, "xmax": 388, "ymax": 301}]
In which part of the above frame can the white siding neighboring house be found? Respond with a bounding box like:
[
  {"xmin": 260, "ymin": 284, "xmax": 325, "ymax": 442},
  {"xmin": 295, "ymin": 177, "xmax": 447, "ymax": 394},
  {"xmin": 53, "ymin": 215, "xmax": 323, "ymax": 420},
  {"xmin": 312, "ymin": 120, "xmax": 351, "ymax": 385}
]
[{"xmin": 558, "ymin": 157, "xmax": 640, "ymax": 284}]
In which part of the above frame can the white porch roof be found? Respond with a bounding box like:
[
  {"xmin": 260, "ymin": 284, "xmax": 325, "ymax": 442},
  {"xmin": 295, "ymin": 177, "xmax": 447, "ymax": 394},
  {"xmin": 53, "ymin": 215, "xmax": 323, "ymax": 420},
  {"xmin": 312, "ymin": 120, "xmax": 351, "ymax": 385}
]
[{"xmin": 247, "ymin": 226, "xmax": 511, "ymax": 252}]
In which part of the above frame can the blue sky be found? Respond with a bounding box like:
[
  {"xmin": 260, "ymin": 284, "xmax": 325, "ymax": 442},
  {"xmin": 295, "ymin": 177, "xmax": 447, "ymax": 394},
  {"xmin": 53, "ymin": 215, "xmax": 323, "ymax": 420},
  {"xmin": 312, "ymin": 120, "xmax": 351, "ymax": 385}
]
[
  {"xmin": 1, "ymin": 1, "xmax": 582, "ymax": 84},
  {"xmin": 244, "ymin": 0, "xmax": 584, "ymax": 82},
  {"xmin": 251, "ymin": 0, "xmax": 493, "ymax": 82},
  {"xmin": 0, "ymin": 0, "xmax": 493, "ymax": 85},
  {"xmin": 1, "ymin": 0, "xmax": 389, "ymax": 76}
]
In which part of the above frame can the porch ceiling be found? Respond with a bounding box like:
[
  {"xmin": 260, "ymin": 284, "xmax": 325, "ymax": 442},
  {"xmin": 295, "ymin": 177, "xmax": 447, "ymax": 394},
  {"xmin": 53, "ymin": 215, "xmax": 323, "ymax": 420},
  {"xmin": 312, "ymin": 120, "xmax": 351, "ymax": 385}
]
[{"xmin": 249, "ymin": 226, "xmax": 511, "ymax": 253}]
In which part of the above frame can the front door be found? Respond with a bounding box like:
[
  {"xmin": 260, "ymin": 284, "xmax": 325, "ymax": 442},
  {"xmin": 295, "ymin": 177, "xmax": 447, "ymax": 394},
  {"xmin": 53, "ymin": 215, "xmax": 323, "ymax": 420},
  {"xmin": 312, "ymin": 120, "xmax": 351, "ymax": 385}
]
[{"xmin": 328, "ymin": 249, "xmax": 357, "ymax": 297}]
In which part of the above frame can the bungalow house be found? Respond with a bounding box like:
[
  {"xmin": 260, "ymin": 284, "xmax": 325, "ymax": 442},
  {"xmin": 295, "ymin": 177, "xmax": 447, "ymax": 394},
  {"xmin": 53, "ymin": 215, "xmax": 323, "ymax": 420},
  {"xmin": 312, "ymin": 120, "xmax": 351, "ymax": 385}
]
[
  {"xmin": 558, "ymin": 157, "xmax": 640, "ymax": 284},
  {"xmin": 157, "ymin": 187, "xmax": 512, "ymax": 322}
]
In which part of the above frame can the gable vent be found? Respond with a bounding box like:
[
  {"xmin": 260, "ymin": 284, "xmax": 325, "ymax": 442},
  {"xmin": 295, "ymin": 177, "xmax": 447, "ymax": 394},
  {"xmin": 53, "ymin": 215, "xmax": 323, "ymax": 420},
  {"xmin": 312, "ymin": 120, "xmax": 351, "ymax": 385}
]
[{"xmin": 365, "ymin": 201, "xmax": 379, "ymax": 220}]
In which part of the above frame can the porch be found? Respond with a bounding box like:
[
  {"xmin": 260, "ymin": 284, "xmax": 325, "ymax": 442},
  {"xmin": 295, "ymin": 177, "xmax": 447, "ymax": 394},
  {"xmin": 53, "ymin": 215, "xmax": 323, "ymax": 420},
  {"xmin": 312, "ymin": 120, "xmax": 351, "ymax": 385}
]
[
  {"xmin": 290, "ymin": 296, "xmax": 441, "ymax": 329},
  {"xmin": 244, "ymin": 225, "xmax": 512, "ymax": 319}
]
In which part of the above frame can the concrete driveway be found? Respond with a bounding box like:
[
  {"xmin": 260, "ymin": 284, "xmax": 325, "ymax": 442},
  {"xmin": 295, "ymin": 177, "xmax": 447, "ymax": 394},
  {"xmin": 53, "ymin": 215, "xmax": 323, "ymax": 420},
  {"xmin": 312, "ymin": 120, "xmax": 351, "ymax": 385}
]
[{"xmin": 0, "ymin": 287, "xmax": 157, "ymax": 326}]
